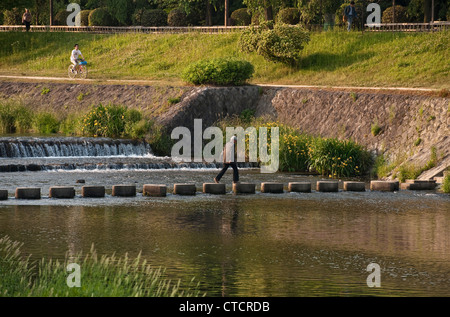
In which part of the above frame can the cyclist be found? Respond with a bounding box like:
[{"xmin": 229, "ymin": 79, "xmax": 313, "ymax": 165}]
[{"xmin": 70, "ymin": 44, "xmax": 85, "ymax": 73}]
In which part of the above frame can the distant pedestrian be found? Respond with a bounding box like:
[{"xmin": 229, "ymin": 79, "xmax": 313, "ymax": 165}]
[
  {"xmin": 214, "ymin": 136, "xmax": 239, "ymax": 184},
  {"xmin": 22, "ymin": 9, "xmax": 32, "ymax": 32},
  {"xmin": 343, "ymin": 1, "xmax": 357, "ymax": 32}
]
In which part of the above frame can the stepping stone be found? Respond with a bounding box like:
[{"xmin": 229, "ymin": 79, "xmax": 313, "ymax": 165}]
[
  {"xmin": 316, "ymin": 181, "xmax": 339, "ymax": 192},
  {"xmin": 173, "ymin": 183, "xmax": 196, "ymax": 195},
  {"xmin": 143, "ymin": 184, "xmax": 167, "ymax": 197},
  {"xmin": 0, "ymin": 190, "xmax": 8, "ymax": 200},
  {"xmin": 400, "ymin": 179, "xmax": 436, "ymax": 190},
  {"xmin": 261, "ymin": 182, "xmax": 284, "ymax": 193},
  {"xmin": 343, "ymin": 181, "xmax": 366, "ymax": 192},
  {"xmin": 81, "ymin": 185, "xmax": 105, "ymax": 198},
  {"xmin": 203, "ymin": 183, "xmax": 226, "ymax": 195},
  {"xmin": 288, "ymin": 182, "xmax": 311, "ymax": 193},
  {"xmin": 112, "ymin": 184, "xmax": 136, "ymax": 197},
  {"xmin": 370, "ymin": 181, "xmax": 399, "ymax": 192},
  {"xmin": 232, "ymin": 183, "xmax": 255, "ymax": 194},
  {"xmin": 15, "ymin": 187, "xmax": 41, "ymax": 199},
  {"xmin": 49, "ymin": 186, "xmax": 75, "ymax": 199}
]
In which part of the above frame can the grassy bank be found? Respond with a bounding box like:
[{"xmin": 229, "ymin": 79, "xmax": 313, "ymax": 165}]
[
  {"xmin": 0, "ymin": 235, "xmax": 202, "ymax": 297},
  {"xmin": 0, "ymin": 31, "xmax": 449, "ymax": 88}
]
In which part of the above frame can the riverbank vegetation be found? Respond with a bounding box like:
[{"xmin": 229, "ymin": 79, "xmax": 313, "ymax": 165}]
[
  {"xmin": 216, "ymin": 114, "xmax": 373, "ymax": 177},
  {"xmin": 0, "ymin": 98, "xmax": 173, "ymax": 155},
  {"xmin": 0, "ymin": 235, "xmax": 203, "ymax": 297},
  {"xmin": 0, "ymin": 30, "xmax": 448, "ymax": 88},
  {"xmin": 442, "ymin": 172, "xmax": 450, "ymax": 193},
  {"xmin": 372, "ymin": 146, "xmax": 440, "ymax": 181}
]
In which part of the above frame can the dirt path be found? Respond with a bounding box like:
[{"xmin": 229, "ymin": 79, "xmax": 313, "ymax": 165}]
[{"xmin": 0, "ymin": 75, "xmax": 441, "ymax": 95}]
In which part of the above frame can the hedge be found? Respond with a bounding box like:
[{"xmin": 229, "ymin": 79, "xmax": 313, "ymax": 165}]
[
  {"xmin": 230, "ymin": 8, "xmax": 251, "ymax": 26},
  {"xmin": 182, "ymin": 58, "xmax": 254, "ymax": 86}
]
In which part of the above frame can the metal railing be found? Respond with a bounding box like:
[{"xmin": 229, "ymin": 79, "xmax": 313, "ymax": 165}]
[
  {"xmin": 364, "ymin": 21, "xmax": 450, "ymax": 32},
  {"xmin": 0, "ymin": 25, "xmax": 247, "ymax": 34},
  {"xmin": 0, "ymin": 22, "xmax": 448, "ymax": 33}
]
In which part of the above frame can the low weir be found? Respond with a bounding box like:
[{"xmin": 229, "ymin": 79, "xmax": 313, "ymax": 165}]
[
  {"xmin": 0, "ymin": 137, "xmax": 256, "ymax": 172},
  {"xmin": 0, "ymin": 137, "xmax": 153, "ymax": 158}
]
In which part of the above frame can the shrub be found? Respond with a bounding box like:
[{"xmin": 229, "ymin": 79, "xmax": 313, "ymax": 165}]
[
  {"xmin": 277, "ymin": 8, "xmax": 300, "ymax": 25},
  {"xmin": 371, "ymin": 122, "xmax": 382, "ymax": 136},
  {"xmin": 131, "ymin": 8, "xmax": 146, "ymax": 26},
  {"xmin": 0, "ymin": 99, "xmax": 33, "ymax": 133},
  {"xmin": 54, "ymin": 10, "xmax": 71, "ymax": 26},
  {"xmin": 230, "ymin": 8, "xmax": 251, "ymax": 26},
  {"xmin": 89, "ymin": 8, "xmax": 115, "ymax": 26},
  {"xmin": 372, "ymin": 153, "xmax": 396, "ymax": 179},
  {"xmin": 168, "ymin": 97, "xmax": 181, "ymax": 105},
  {"xmin": 34, "ymin": 112, "xmax": 60, "ymax": 134},
  {"xmin": 82, "ymin": 104, "xmax": 145, "ymax": 138},
  {"xmin": 251, "ymin": 11, "xmax": 263, "ymax": 25},
  {"xmin": 442, "ymin": 173, "xmax": 450, "ymax": 193},
  {"xmin": 126, "ymin": 120, "xmax": 151, "ymax": 139},
  {"xmin": 167, "ymin": 8, "xmax": 187, "ymax": 27},
  {"xmin": 182, "ymin": 58, "xmax": 254, "ymax": 86},
  {"xmin": 80, "ymin": 10, "xmax": 91, "ymax": 26},
  {"xmin": 141, "ymin": 9, "xmax": 168, "ymax": 27},
  {"xmin": 3, "ymin": 8, "xmax": 21, "ymax": 25},
  {"xmin": 60, "ymin": 114, "xmax": 81, "ymax": 136},
  {"xmin": 308, "ymin": 137, "xmax": 373, "ymax": 177},
  {"xmin": 382, "ymin": 5, "xmax": 408, "ymax": 23},
  {"xmin": 239, "ymin": 21, "xmax": 310, "ymax": 65},
  {"xmin": 397, "ymin": 163, "xmax": 422, "ymax": 182},
  {"xmin": 145, "ymin": 122, "xmax": 174, "ymax": 156}
]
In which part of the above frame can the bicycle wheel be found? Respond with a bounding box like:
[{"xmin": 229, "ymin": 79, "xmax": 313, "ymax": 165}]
[
  {"xmin": 78, "ymin": 65, "xmax": 88, "ymax": 79},
  {"xmin": 68, "ymin": 65, "xmax": 76, "ymax": 79}
]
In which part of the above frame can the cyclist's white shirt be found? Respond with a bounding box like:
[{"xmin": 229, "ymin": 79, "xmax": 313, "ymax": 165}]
[{"xmin": 71, "ymin": 49, "xmax": 82, "ymax": 62}]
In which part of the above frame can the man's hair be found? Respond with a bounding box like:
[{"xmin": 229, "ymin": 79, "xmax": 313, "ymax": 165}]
[
  {"xmin": 350, "ymin": 1, "xmax": 355, "ymax": 4},
  {"xmin": 74, "ymin": 44, "xmax": 78, "ymax": 47}
]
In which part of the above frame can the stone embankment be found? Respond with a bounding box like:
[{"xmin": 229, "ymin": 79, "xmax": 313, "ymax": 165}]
[{"xmin": 1, "ymin": 82, "xmax": 448, "ymax": 180}]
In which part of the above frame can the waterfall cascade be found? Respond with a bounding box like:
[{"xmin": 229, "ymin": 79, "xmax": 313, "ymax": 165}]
[{"xmin": 0, "ymin": 137, "xmax": 153, "ymax": 158}]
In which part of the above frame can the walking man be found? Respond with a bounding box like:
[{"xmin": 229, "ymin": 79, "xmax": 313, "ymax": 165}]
[
  {"xmin": 343, "ymin": 1, "xmax": 357, "ymax": 31},
  {"xmin": 22, "ymin": 9, "xmax": 32, "ymax": 32},
  {"xmin": 214, "ymin": 136, "xmax": 239, "ymax": 184}
]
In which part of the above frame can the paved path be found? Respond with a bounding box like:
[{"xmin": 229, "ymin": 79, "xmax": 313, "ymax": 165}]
[{"xmin": 0, "ymin": 75, "xmax": 440, "ymax": 92}]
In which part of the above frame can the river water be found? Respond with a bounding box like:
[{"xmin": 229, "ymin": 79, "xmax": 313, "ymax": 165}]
[{"xmin": 0, "ymin": 167, "xmax": 449, "ymax": 297}]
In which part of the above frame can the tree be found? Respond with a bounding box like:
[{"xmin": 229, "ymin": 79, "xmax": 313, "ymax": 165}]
[{"xmin": 243, "ymin": 0, "xmax": 282, "ymax": 22}]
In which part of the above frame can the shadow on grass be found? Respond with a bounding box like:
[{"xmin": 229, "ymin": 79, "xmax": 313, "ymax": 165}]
[{"xmin": 298, "ymin": 51, "xmax": 375, "ymax": 71}]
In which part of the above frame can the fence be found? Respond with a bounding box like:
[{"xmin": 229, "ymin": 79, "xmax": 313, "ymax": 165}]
[
  {"xmin": 0, "ymin": 22, "xmax": 448, "ymax": 34},
  {"xmin": 364, "ymin": 21, "xmax": 450, "ymax": 32},
  {"xmin": 0, "ymin": 25, "xmax": 247, "ymax": 34}
]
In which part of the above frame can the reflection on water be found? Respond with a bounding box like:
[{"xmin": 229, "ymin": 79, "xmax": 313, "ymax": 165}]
[{"xmin": 0, "ymin": 169, "xmax": 449, "ymax": 296}]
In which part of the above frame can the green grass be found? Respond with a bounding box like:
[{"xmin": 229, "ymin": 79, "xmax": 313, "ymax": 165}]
[
  {"xmin": 215, "ymin": 115, "xmax": 373, "ymax": 177},
  {"xmin": 442, "ymin": 173, "xmax": 450, "ymax": 193},
  {"xmin": 0, "ymin": 235, "xmax": 203, "ymax": 297},
  {"xmin": 0, "ymin": 31, "xmax": 449, "ymax": 88}
]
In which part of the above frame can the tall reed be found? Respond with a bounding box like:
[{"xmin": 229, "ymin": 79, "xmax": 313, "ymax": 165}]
[{"xmin": 0, "ymin": 235, "xmax": 203, "ymax": 297}]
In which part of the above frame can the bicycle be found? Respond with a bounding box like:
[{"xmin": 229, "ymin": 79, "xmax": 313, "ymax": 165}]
[{"xmin": 68, "ymin": 60, "xmax": 88, "ymax": 79}]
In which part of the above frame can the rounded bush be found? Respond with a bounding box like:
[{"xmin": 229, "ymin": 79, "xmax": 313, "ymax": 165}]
[
  {"xmin": 168, "ymin": 8, "xmax": 187, "ymax": 27},
  {"xmin": 3, "ymin": 8, "xmax": 21, "ymax": 25},
  {"xmin": 182, "ymin": 58, "xmax": 254, "ymax": 86},
  {"xmin": 141, "ymin": 9, "xmax": 168, "ymax": 27},
  {"xmin": 239, "ymin": 21, "xmax": 310, "ymax": 65},
  {"xmin": 80, "ymin": 10, "xmax": 91, "ymax": 26},
  {"xmin": 382, "ymin": 5, "xmax": 408, "ymax": 23},
  {"xmin": 277, "ymin": 8, "xmax": 300, "ymax": 25},
  {"xmin": 230, "ymin": 8, "xmax": 251, "ymax": 26},
  {"xmin": 251, "ymin": 11, "xmax": 263, "ymax": 25},
  {"xmin": 54, "ymin": 10, "xmax": 71, "ymax": 26},
  {"xmin": 89, "ymin": 8, "xmax": 115, "ymax": 26}
]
